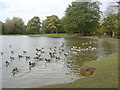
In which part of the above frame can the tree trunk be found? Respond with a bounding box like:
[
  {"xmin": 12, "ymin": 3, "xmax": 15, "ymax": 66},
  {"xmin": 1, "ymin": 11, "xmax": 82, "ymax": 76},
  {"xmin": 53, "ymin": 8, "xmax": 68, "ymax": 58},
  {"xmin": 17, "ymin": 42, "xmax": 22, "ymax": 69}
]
[
  {"xmin": 112, "ymin": 31, "xmax": 115, "ymax": 38},
  {"xmin": 56, "ymin": 29, "xmax": 57, "ymax": 34}
]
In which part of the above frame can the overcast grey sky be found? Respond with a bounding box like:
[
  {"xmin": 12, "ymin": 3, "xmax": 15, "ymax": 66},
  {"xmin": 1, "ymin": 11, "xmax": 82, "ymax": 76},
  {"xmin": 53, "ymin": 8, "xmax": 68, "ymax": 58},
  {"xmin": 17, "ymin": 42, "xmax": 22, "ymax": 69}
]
[{"xmin": 0, "ymin": 0, "xmax": 115, "ymax": 24}]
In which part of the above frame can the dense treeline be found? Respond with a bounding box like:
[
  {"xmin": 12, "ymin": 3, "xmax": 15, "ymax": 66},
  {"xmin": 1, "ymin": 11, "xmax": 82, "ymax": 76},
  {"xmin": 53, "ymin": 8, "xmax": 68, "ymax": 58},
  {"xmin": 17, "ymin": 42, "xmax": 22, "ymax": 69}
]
[{"xmin": 0, "ymin": 1, "xmax": 119, "ymax": 38}]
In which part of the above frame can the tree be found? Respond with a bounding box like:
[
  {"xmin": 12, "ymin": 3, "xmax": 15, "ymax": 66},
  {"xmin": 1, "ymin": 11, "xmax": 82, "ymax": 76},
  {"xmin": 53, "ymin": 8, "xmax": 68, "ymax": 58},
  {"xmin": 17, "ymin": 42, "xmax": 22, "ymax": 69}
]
[
  {"xmin": 3, "ymin": 17, "xmax": 25, "ymax": 34},
  {"xmin": 102, "ymin": 14, "xmax": 118, "ymax": 37},
  {"xmin": 26, "ymin": 16, "xmax": 41, "ymax": 34},
  {"xmin": 41, "ymin": 15, "xmax": 61, "ymax": 34},
  {"xmin": 41, "ymin": 19, "xmax": 49, "ymax": 34},
  {"xmin": 102, "ymin": 0, "xmax": 119, "ymax": 38},
  {"xmin": 0, "ymin": 21, "xmax": 3, "ymax": 34},
  {"xmin": 63, "ymin": 1, "xmax": 101, "ymax": 35}
]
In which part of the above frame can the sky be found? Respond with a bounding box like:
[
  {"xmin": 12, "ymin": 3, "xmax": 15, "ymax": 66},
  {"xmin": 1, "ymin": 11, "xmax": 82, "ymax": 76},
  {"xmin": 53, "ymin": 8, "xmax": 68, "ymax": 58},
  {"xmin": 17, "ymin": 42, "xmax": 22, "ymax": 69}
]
[{"xmin": 0, "ymin": 0, "xmax": 116, "ymax": 24}]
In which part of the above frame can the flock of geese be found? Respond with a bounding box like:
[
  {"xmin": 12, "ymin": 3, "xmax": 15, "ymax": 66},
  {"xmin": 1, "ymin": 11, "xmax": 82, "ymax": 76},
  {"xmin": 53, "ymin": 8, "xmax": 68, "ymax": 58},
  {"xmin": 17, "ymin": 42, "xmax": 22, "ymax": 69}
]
[{"xmin": 0, "ymin": 40, "xmax": 98, "ymax": 76}]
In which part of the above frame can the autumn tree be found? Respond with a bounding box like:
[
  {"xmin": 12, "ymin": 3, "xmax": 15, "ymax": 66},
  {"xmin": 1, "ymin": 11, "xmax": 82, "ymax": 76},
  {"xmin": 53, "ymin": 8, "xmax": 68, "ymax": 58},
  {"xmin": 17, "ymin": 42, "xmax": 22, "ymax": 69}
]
[
  {"xmin": 26, "ymin": 16, "xmax": 41, "ymax": 34},
  {"xmin": 41, "ymin": 15, "xmax": 61, "ymax": 34}
]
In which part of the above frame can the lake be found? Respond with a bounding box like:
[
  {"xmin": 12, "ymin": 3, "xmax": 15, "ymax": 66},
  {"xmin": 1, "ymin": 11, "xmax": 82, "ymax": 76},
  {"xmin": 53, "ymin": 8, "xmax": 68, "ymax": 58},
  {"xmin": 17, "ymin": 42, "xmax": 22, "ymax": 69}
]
[{"xmin": 0, "ymin": 35, "xmax": 115, "ymax": 88}]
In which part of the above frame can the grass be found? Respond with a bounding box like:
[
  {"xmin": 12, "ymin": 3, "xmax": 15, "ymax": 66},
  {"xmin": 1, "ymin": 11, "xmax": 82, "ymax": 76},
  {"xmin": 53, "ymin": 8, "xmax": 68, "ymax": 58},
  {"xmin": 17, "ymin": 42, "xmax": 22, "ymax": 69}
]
[
  {"xmin": 40, "ymin": 52, "xmax": 118, "ymax": 88},
  {"xmin": 28, "ymin": 33, "xmax": 70, "ymax": 38}
]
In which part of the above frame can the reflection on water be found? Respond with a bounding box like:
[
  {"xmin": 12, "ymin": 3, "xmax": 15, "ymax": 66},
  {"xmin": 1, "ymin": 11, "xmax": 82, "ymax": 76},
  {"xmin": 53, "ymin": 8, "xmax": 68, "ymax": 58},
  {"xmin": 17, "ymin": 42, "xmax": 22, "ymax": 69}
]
[{"xmin": 0, "ymin": 36, "xmax": 115, "ymax": 88}]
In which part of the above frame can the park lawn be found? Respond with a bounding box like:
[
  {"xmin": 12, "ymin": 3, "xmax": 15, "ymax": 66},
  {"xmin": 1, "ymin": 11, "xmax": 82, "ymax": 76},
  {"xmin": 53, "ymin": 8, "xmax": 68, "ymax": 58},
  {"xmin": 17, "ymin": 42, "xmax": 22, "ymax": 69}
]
[{"xmin": 41, "ymin": 52, "xmax": 118, "ymax": 88}]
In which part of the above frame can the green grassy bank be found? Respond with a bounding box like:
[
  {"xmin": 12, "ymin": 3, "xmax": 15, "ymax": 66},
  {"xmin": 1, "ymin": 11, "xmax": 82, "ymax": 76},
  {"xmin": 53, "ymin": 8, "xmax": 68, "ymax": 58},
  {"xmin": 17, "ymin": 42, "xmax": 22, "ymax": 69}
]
[
  {"xmin": 28, "ymin": 33, "xmax": 70, "ymax": 38},
  {"xmin": 41, "ymin": 52, "xmax": 118, "ymax": 88}
]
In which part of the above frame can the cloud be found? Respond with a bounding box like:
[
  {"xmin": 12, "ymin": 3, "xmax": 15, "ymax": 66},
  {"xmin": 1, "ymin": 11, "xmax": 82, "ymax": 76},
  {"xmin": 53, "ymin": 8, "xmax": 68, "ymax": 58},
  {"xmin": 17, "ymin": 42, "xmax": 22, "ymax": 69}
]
[
  {"xmin": 0, "ymin": 0, "xmax": 116, "ymax": 24},
  {"xmin": 0, "ymin": 0, "xmax": 73, "ymax": 24}
]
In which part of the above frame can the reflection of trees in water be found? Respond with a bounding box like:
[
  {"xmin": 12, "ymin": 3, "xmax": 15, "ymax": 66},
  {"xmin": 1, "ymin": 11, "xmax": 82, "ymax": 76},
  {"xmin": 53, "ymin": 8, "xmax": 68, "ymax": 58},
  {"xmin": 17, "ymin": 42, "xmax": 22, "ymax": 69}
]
[{"xmin": 64, "ymin": 39, "xmax": 115, "ymax": 75}]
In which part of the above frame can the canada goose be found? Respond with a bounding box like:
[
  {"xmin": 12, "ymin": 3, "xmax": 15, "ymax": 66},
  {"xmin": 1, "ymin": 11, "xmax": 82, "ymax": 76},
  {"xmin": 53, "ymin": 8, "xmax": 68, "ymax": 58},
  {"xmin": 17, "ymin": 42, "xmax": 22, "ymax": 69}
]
[
  {"xmin": 35, "ymin": 53, "xmax": 39, "ymax": 55},
  {"xmin": 61, "ymin": 42, "xmax": 64, "ymax": 47},
  {"xmin": 26, "ymin": 56, "xmax": 30, "ymax": 59},
  {"xmin": 59, "ymin": 51, "xmax": 61, "ymax": 54},
  {"xmin": 55, "ymin": 57, "xmax": 60, "ymax": 60},
  {"xmin": 18, "ymin": 55, "xmax": 23, "ymax": 58},
  {"xmin": 41, "ymin": 51, "xmax": 45, "ymax": 54},
  {"xmin": 29, "ymin": 62, "xmax": 35, "ymax": 67},
  {"xmin": 64, "ymin": 53, "xmax": 68, "ymax": 56},
  {"xmin": 23, "ymin": 51, "xmax": 27, "ymax": 53},
  {"xmin": 5, "ymin": 61, "xmax": 9, "ymax": 67},
  {"xmin": 39, "ymin": 58, "xmax": 44, "ymax": 61},
  {"xmin": 12, "ymin": 67, "xmax": 18, "ymax": 76},
  {"xmin": 36, "ymin": 48, "xmax": 39, "ymax": 51},
  {"xmin": 11, "ymin": 51, "xmax": 14, "ymax": 54},
  {"xmin": 49, "ymin": 48, "xmax": 52, "ymax": 50},
  {"xmin": 10, "ymin": 57, "xmax": 14, "ymax": 60},
  {"xmin": 34, "ymin": 56, "xmax": 39, "ymax": 59},
  {"xmin": 9, "ymin": 45, "xmax": 11, "ymax": 47},
  {"xmin": 0, "ymin": 52, "xmax": 3, "ymax": 55},
  {"xmin": 37, "ymin": 54, "xmax": 41, "ymax": 57},
  {"xmin": 45, "ymin": 58, "xmax": 51, "ymax": 62}
]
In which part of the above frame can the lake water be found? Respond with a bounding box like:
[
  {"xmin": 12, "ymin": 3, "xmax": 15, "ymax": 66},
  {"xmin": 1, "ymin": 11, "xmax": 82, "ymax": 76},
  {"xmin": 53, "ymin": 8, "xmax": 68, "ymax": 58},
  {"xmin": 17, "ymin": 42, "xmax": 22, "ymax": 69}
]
[{"xmin": 0, "ymin": 35, "xmax": 115, "ymax": 88}]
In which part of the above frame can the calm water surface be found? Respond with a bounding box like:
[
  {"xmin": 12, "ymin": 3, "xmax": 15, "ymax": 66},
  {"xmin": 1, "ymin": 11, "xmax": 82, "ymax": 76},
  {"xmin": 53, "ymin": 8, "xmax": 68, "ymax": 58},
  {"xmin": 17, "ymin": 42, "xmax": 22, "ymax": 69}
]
[{"xmin": 0, "ymin": 35, "xmax": 115, "ymax": 88}]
